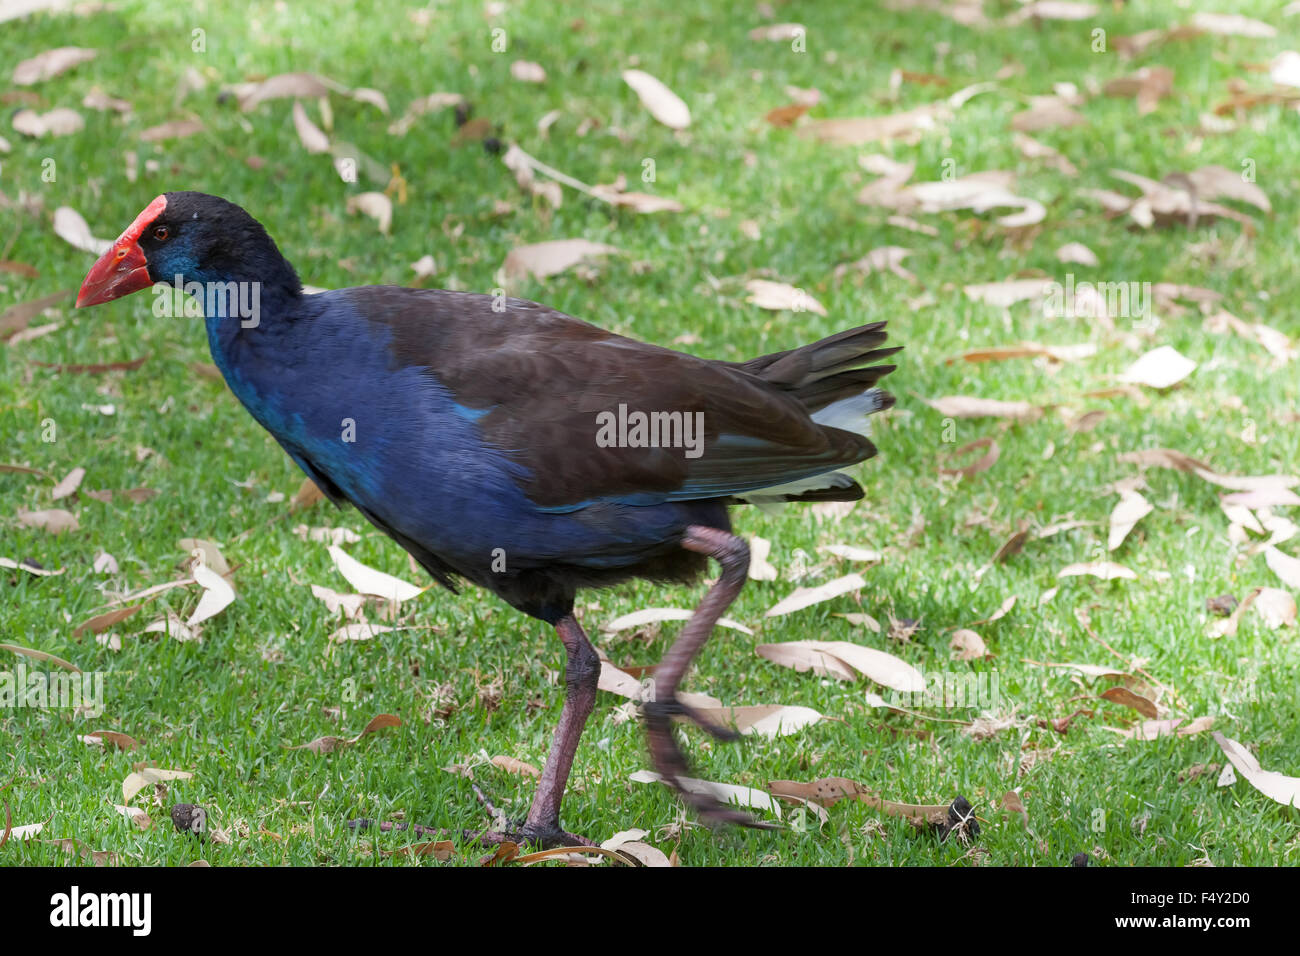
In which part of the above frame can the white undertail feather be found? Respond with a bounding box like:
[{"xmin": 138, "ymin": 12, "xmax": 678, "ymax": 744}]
[
  {"xmin": 809, "ymin": 387, "xmax": 887, "ymax": 437},
  {"xmin": 737, "ymin": 388, "xmax": 887, "ymax": 514}
]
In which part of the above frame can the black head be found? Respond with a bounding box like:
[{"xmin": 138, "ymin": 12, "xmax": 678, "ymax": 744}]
[{"xmin": 76, "ymin": 191, "xmax": 301, "ymax": 308}]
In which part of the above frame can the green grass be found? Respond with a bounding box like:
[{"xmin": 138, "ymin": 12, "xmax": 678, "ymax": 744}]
[{"xmin": 1, "ymin": 0, "xmax": 1298, "ymax": 866}]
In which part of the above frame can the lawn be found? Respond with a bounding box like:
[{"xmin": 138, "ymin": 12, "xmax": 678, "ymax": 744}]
[{"xmin": 1, "ymin": 0, "xmax": 1298, "ymax": 867}]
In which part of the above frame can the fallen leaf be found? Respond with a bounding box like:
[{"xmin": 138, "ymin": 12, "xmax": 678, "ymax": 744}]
[
  {"xmin": 949, "ymin": 629, "xmax": 987, "ymax": 660},
  {"xmin": 510, "ymin": 60, "xmax": 546, "ymax": 84},
  {"xmin": 16, "ymin": 508, "xmax": 78, "ymax": 533},
  {"xmin": 12, "ymin": 46, "xmax": 96, "ymax": 85},
  {"xmin": 1213, "ymin": 733, "xmax": 1298, "ymax": 808},
  {"xmin": 1265, "ymin": 547, "xmax": 1300, "ymax": 589},
  {"xmin": 759, "ymin": 639, "xmax": 925, "ymax": 693},
  {"xmin": 622, "ymin": 69, "xmax": 690, "ymax": 129},
  {"xmin": 346, "ymin": 192, "xmax": 392, "ymax": 235},
  {"xmin": 744, "ymin": 279, "xmax": 827, "ymax": 316},
  {"xmin": 328, "ymin": 621, "xmax": 395, "ymax": 642},
  {"xmin": 1108, "ymin": 489, "xmax": 1152, "ymax": 551},
  {"xmin": 1058, "ymin": 561, "xmax": 1136, "ymax": 581},
  {"xmin": 139, "ymin": 119, "xmax": 203, "ymax": 141},
  {"xmin": 1056, "ymin": 242, "xmax": 1098, "ymax": 266},
  {"xmin": 290, "ymin": 713, "xmax": 401, "ymax": 754},
  {"xmin": 924, "ymin": 396, "xmax": 1041, "ymax": 421},
  {"xmin": 327, "ymin": 545, "xmax": 422, "ymax": 602},
  {"xmin": 239, "ymin": 72, "xmax": 343, "ymax": 111},
  {"xmin": 747, "ymin": 535, "xmax": 778, "ymax": 581},
  {"xmin": 765, "ymin": 573, "xmax": 866, "ymax": 616},
  {"xmin": 938, "ymin": 437, "xmax": 1000, "ymax": 477},
  {"xmin": 601, "ymin": 607, "xmax": 752, "ymax": 635},
  {"xmin": 50, "ymin": 467, "xmax": 85, "ymax": 501},
  {"xmin": 1118, "ymin": 448, "xmax": 1297, "ymax": 494},
  {"xmin": 1100, "ymin": 686, "xmax": 1158, "ymax": 719},
  {"xmin": 0, "ymin": 642, "xmax": 80, "ymax": 672},
  {"xmin": 490, "ymin": 755, "xmax": 540, "ymax": 777},
  {"xmin": 121, "ymin": 768, "xmax": 192, "ymax": 804},
  {"xmin": 72, "ymin": 605, "xmax": 141, "ymax": 638},
  {"xmin": 502, "ymin": 239, "xmax": 619, "ymax": 281},
  {"xmin": 1190, "ymin": 12, "xmax": 1275, "ymax": 39},
  {"xmin": 52, "ymin": 206, "xmax": 111, "ymax": 256},
  {"xmin": 1119, "ymin": 345, "xmax": 1196, "ymax": 389},
  {"xmin": 12, "ymin": 107, "xmax": 83, "ymax": 137},
  {"xmin": 187, "ymin": 561, "xmax": 234, "ymax": 628},
  {"xmin": 292, "ymin": 100, "xmax": 330, "ymax": 153},
  {"xmin": 82, "ymin": 730, "xmax": 139, "ymax": 751}
]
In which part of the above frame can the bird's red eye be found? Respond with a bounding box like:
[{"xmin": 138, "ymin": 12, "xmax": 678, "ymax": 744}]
[{"xmin": 153, "ymin": 226, "xmax": 169, "ymax": 241}]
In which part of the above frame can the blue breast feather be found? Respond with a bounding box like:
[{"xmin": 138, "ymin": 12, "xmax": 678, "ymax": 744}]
[{"xmin": 199, "ymin": 289, "xmax": 701, "ymax": 573}]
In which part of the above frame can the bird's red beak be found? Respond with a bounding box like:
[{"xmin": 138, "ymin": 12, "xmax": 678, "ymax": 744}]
[{"xmin": 75, "ymin": 194, "xmax": 168, "ymax": 308}]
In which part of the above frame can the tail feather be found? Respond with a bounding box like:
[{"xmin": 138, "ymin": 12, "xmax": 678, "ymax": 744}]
[{"xmin": 730, "ymin": 322, "xmax": 899, "ymax": 511}]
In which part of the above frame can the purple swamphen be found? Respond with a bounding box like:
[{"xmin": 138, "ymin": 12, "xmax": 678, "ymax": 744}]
[{"xmin": 76, "ymin": 192, "xmax": 900, "ymax": 846}]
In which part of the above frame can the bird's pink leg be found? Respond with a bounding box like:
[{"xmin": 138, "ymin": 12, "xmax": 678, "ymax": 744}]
[
  {"xmin": 510, "ymin": 612, "xmax": 600, "ymax": 847},
  {"xmin": 642, "ymin": 525, "xmax": 774, "ymax": 829}
]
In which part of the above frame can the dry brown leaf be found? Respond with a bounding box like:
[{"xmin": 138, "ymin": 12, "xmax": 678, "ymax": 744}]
[
  {"xmin": 1100, "ymin": 686, "xmax": 1158, "ymax": 719},
  {"xmin": 12, "ymin": 107, "xmax": 83, "ymax": 137},
  {"xmin": 140, "ymin": 119, "xmax": 202, "ymax": 141},
  {"xmin": 1190, "ymin": 12, "xmax": 1275, "ymax": 39},
  {"xmin": 949, "ymin": 629, "xmax": 987, "ymax": 660},
  {"xmin": 1103, "ymin": 66, "xmax": 1174, "ymax": 115},
  {"xmin": 1265, "ymin": 547, "xmax": 1300, "ymax": 588},
  {"xmin": 82, "ymin": 730, "xmax": 140, "ymax": 751},
  {"xmin": 1108, "ymin": 489, "xmax": 1152, "ymax": 551},
  {"xmin": 744, "ymin": 279, "xmax": 827, "ymax": 316},
  {"xmin": 688, "ymin": 704, "xmax": 824, "ymax": 738},
  {"xmin": 72, "ymin": 605, "xmax": 141, "ymax": 638},
  {"xmin": 1058, "ymin": 561, "xmax": 1136, "ymax": 581},
  {"xmin": 759, "ymin": 639, "xmax": 925, "ymax": 692},
  {"xmin": 239, "ymin": 72, "xmax": 343, "ymax": 111},
  {"xmin": 188, "ymin": 561, "xmax": 234, "ymax": 628},
  {"xmin": 747, "ymin": 535, "xmax": 778, "ymax": 581},
  {"xmin": 16, "ymin": 507, "xmax": 78, "ymax": 533},
  {"xmin": 290, "ymin": 713, "xmax": 401, "ymax": 754},
  {"xmin": 292, "ymin": 100, "xmax": 330, "ymax": 153},
  {"xmin": 765, "ymin": 573, "xmax": 865, "ymax": 616},
  {"xmin": 510, "ymin": 60, "xmax": 546, "ymax": 84},
  {"xmin": 924, "ymin": 396, "xmax": 1041, "ymax": 421},
  {"xmin": 938, "ymin": 437, "xmax": 1000, "ymax": 477},
  {"xmin": 121, "ymin": 768, "xmax": 192, "ymax": 803},
  {"xmin": 52, "ymin": 206, "xmax": 111, "ymax": 256},
  {"xmin": 13, "ymin": 46, "xmax": 96, "ymax": 84},
  {"xmin": 0, "ymin": 557, "xmax": 63, "ymax": 577},
  {"xmin": 1055, "ymin": 242, "xmax": 1098, "ymax": 266},
  {"xmin": 50, "ymin": 466, "xmax": 85, "ymax": 500},
  {"xmin": 490, "ymin": 755, "xmax": 540, "ymax": 777},
  {"xmin": 328, "ymin": 545, "xmax": 422, "ymax": 602},
  {"xmin": 629, "ymin": 770, "xmax": 781, "ymax": 818},
  {"xmin": 601, "ymin": 606, "xmax": 751, "ymax": 635},
  {"xmin": 502, "ymin": 239, "xmax": 619, "ymax": 281},
  {"xmin": 1213, "ymin": 733, "xmax": 1298, "ymax": 808},
  {"xmin": 1118, "ymin": 448, "xmax": 1298, "ymax": 494},
  {"xmin": 346, "ymin": 192, "xmax": 392, "ymax": 235}
]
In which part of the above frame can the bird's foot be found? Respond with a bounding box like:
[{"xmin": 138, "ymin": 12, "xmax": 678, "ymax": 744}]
[
  {"xmin": 642, "ymin": 695, "xmax": 775, "ymax": 831},
  {"xmin": 642, "ymin": 696, "xmax": 743, "ymax": 742},
  {"xmin": 473, "ymin": 821, "xmax": 597, "ymax": 850}
]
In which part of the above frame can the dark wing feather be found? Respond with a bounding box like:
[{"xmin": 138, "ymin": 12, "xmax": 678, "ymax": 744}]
[{"xmin": 348, "ymin": 287, "xmax": 874, "ymax": 509}]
